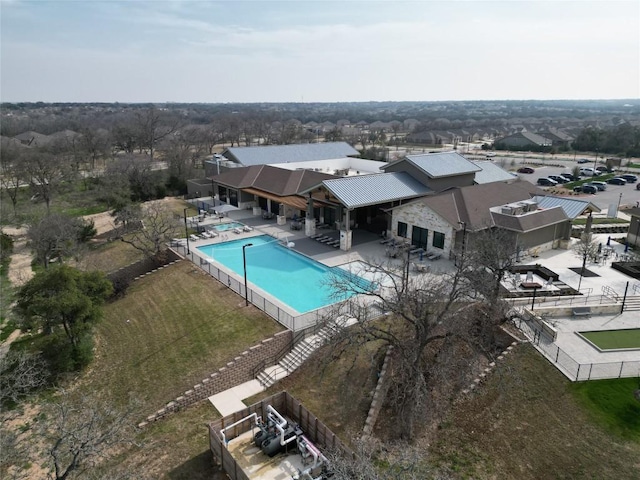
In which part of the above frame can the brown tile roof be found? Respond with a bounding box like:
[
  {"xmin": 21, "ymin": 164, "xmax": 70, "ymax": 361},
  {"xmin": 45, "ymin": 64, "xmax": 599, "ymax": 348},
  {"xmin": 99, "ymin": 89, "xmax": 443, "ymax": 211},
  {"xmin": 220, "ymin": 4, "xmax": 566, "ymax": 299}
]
[
  {"xmin": 212, "ymin": 165, "xmax": 338, "ymax": 196},
  {"xmin": 416, "ymin": 181, "xmax": 544, "ymax": 231},
  {"xmin": 491, "ymin": 207, "xmax": 568, "ymax": 233}
]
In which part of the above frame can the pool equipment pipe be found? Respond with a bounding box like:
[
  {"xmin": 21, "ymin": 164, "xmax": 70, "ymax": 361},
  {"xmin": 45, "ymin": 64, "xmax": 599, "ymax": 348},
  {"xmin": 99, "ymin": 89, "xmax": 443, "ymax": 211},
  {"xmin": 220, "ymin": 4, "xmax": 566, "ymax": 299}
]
[
  {"xmin": 266, "ymin": 405, "xmax": 297, "ymax": 447},
  {"xmin": 219, "ymin": 412, "xmax": 261, "ymax": 445}
]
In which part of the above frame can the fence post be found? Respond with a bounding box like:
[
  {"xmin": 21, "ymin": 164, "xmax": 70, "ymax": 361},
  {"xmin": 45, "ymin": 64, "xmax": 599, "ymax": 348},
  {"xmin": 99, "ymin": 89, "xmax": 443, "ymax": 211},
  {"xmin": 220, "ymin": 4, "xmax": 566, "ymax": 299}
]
[
  {"xmin": 555, "ymin": 347, "xmax": 559, "ymax": 363},
  {"xmin": 619, "ymin": 361, "xmax": 624, "ymax": 378},
  {"xmin": 588, "ymin": 363, "xmax": 593, "ymax": 380},
  {"xmin": 576, "ymin": 363, "xmax": 581, "ymax": 380}
]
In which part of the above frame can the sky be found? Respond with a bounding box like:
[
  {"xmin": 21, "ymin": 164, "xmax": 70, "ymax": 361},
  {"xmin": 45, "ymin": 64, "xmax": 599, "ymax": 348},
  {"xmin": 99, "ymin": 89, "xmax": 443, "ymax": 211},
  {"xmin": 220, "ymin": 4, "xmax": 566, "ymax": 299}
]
[{"xmin": 1, "ymin": 0, "xmax": 639, "ymax": 103}]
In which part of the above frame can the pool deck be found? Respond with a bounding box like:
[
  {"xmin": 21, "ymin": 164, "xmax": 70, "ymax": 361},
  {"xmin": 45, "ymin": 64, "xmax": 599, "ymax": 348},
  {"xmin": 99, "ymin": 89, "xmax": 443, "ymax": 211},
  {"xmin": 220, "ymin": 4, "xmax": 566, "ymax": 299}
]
[{"xmin": 187, "ymin": 205, "xmax": 640, "ymax": 383}]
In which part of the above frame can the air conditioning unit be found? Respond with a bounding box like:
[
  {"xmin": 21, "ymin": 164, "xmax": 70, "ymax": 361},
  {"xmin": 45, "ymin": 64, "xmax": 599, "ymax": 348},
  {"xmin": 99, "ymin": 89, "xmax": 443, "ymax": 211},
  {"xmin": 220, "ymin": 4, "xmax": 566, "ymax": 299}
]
[{"xmin": 501, "ymin": 206, "xmax": 514, "ymax": 215}]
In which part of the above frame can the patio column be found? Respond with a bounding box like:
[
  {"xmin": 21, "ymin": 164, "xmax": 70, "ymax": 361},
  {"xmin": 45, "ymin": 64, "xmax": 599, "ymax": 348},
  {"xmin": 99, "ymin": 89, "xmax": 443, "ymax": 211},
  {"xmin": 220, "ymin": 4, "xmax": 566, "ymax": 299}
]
[
  {"xmin": 340, "ymin": 208, "xmax": 352, "ymax": 251},
  {"xmin": 305, "ymin": 193, "xmax": 316, "ymax": 236}
]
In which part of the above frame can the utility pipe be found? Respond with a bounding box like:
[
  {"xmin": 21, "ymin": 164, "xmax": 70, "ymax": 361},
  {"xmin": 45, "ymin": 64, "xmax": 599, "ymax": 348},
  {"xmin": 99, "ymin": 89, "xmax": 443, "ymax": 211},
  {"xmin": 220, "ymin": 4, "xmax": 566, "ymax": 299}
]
[{"xmin": 219, "ymin": 412, "xmax": 260, "ymax": 445}]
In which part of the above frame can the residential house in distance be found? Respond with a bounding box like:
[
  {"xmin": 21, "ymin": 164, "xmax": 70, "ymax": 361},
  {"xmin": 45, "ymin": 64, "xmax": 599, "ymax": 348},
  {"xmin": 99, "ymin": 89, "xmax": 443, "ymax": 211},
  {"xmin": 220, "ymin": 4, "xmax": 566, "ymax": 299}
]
[
  {"xmin": 494, "ymin": 131, "xmax": 553, "ymax": 150},
  {"xmin": 536, "ymin": 127, "xmax": 574, "ymax": 149}
]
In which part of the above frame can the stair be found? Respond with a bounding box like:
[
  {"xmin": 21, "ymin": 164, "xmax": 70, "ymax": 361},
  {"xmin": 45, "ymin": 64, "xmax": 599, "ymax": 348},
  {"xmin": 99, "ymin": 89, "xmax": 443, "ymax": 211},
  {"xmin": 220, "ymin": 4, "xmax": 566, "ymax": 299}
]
[{"xmin": 255, "ymin": 318, "xmax": 356, "ymax": 388}]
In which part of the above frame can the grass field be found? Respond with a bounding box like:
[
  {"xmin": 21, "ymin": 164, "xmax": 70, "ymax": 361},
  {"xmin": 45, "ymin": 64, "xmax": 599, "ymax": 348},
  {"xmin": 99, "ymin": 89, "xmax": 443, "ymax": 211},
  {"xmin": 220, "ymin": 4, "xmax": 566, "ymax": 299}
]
[
  {"xmin": 579, "ymin": 329, "xmax": 640, "ymax": 350},
  {"xmin": 570, "ymin": 377, "xmax": 640, "ymax": 441},
  {"xmin": 79, "ymin": 260, "xmax": 284, "ymax": 409}
]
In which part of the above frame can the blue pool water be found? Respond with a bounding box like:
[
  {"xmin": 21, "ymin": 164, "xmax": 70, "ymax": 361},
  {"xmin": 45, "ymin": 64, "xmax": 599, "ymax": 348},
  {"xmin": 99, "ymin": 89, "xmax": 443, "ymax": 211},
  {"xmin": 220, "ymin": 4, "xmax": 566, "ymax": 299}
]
[
  {"xmin": 212, "ymin": 222, "xmax": 245, "ymax": 232},
  {"xmin": 197, "ymin": 235, "xmax": 372, "ymax": 313}
]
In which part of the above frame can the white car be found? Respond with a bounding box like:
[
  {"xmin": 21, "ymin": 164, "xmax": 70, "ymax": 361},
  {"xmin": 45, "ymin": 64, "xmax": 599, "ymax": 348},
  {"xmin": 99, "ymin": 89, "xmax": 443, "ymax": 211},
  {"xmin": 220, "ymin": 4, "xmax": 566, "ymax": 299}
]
[{"xmin": 579, "ymin": 167, "xmax": 599, "ymax": 176}]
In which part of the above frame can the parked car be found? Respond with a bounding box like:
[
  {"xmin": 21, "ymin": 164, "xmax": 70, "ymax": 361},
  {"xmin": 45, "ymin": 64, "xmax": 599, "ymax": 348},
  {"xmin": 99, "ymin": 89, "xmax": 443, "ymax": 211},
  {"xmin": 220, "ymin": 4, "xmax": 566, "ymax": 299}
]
[
  {"xmin": 517, "ymin": 167, "xmax": 535, "ymax": 174},
  {"xmin": 548, "ymin": 175, "xmax": 569, "ymax": 184},
  {"xmin": 589, "ymin": 181, "xmax": 607, "ymax": 191},
  {"xmin": 560, "ymin": 173, "xmax": 578, "ymax": 181},
  {"xmin": 537, "ymin": 177, "xmax": 558, "ymax": 187},
  {"xmin": 595, "ymin": 166, "xmax": 613, "ymax": 173},
  {"xmin": 573, "ymin": 184, "xmax": 597, "ymax": 194},
  {"xmin": 577, "ymin": 158, "xmax": 590, "ymax": 164},
  {"xmin": 620, "ymin": 174, "xmax": 638, "ymax": 183},
  {"xmin": 579, "ymin": 167, "xmax": 600, "ymax": 176},
  {"xmin": 607, "ymin": 177, "xmax": 627, "ymax": 185}
]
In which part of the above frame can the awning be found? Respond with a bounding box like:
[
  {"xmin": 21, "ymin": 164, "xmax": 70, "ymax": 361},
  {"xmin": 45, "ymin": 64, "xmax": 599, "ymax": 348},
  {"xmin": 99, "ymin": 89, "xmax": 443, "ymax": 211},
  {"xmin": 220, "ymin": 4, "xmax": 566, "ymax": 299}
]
[
  {"xmin": 242, "ymin": 188, "xmax": 331, "ymax": 210},
  {"xmin": 214, "ymin": 204, "xmax": 238, "ymax": 213}
]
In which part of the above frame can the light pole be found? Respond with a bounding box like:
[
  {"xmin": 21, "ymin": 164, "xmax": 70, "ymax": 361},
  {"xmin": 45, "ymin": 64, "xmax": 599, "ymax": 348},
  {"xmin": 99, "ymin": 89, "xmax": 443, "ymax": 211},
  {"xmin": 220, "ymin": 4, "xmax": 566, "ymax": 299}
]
[
  {"xmin": 593, "ymin": 148, "xmax": 598, "ymax": 172},
  {"xmin": 405, "ymin": 247, "xmax": 411, "ymax": 287},
  {"xmin": 183, "ymin": 208, "xmax": 190, "ymax": 255},
  {"xmin": 242, "ymin": 243, "xmax": 253, "ymax": 306},
  {"xmin": 458, "ymin": 221, "xmax": 467, "ymax": 265}
]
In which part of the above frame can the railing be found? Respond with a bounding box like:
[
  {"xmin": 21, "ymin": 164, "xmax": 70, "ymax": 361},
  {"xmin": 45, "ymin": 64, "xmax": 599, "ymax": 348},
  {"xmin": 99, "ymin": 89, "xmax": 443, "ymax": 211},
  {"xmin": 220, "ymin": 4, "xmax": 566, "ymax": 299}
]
[
  {"xmin": 250, "ymin": 322, "xmax": 325, "ymax": 381},
  {"xmin": 515, "ymin": 314, "xmax": 640, "ymax": 381},
  {"xmin": 173, "ymin": 243, "xmax": 344, "ymax": 333},
  {"xmin": 601, "ymin": 284, "xmax": 621, "ymax": 302}
]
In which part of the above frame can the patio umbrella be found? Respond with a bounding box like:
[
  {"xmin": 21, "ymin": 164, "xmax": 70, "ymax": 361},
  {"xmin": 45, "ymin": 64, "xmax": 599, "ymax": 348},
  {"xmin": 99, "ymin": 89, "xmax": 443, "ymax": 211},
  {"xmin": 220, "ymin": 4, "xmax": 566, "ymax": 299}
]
[
  {"xmin": 625, "ymin": 242, "xmax": 629, "ymax": 253},
  {"xmin": 607, "ymin": 236, "xmax": 611, "ymax": 246},
  {"xmin": 419, "ymin": 251, "xmax": 424, "ymax": 261}
]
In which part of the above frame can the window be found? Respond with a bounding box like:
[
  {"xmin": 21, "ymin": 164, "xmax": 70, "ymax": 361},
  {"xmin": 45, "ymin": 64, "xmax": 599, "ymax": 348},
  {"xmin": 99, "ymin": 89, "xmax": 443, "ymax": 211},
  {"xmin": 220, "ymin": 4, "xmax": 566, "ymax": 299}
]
[
  {"xmin": 411, "ymin": 226, "xmax": 428, "ymax": 249},
  {"xmin": 397, "ymin": 221, "xmax": 407, "ymax": 238},
  {"xmin": 432, "ymin": 231, "xmax": 445, "ymax": 249}
]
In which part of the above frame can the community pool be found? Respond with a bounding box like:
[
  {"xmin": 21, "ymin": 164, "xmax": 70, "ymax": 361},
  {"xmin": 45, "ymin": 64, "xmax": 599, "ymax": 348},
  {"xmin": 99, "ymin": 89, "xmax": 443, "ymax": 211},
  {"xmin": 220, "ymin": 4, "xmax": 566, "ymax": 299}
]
[
  {"xmin": 197, "ymin": 235, "xmax": 373, "ymax": 313},
  {"xmin": 212, "ymin": 222, "xmax": 245, "ymax": 232}
]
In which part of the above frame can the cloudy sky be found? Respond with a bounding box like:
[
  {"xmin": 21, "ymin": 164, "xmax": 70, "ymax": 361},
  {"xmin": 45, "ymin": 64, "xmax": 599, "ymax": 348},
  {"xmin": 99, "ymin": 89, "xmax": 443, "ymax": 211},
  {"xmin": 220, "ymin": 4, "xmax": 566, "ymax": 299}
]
[{"xmin": 1, "ymin": 0, "xmax": 638, "ymax": 103}]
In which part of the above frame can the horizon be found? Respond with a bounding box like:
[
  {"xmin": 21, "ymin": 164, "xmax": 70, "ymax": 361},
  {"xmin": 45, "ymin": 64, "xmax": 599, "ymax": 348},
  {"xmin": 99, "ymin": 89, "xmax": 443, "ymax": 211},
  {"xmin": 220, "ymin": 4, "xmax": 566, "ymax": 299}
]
[{"xmin": 2, "ymin": 1, "xmax": 639, "ymax": 103}]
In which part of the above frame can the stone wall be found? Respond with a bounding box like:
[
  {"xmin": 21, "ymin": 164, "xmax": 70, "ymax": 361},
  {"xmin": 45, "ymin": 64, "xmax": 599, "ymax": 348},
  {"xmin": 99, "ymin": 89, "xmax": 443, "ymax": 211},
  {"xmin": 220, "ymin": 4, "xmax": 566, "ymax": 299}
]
[
  {"xmin": 392, "ymin": 202, "xmax": 453, "ymax": 256},
  {"xmin": 361, "ymin": 346, "xmax": 394, "ymax": 438},
  {"xmin": 139, "ymin": 329, "xmax": 293, "ymax": 427}
]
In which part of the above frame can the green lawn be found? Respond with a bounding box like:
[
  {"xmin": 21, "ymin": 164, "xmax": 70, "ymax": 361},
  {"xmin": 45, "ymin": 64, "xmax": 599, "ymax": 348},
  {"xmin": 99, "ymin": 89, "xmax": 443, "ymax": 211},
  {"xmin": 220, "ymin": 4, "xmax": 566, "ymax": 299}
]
[
  {"xmin": 579, "ymin": 329, "xmax": 640, "ymax": 350},
  {"xmin": 79, "ymin": 260, "xmax": 284, "ymax": 409},
  {"xmin": 570, "ymin": 377, "xmax": 640, "ymax": 441}
]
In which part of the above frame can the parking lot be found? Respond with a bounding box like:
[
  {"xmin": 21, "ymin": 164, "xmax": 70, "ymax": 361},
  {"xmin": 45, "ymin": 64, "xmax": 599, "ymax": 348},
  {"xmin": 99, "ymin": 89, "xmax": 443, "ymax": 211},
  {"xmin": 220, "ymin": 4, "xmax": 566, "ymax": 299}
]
[{"xmin": 512, "ymin": 163, "xmax": 640, "ymax": 209}]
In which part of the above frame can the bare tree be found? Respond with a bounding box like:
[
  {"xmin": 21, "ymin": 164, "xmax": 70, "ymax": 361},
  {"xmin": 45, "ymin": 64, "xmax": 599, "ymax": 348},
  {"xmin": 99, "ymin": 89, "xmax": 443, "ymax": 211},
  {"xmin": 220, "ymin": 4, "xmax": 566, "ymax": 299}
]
[
  {"xmin": 462, "ymin": 227, "xmax": 519, "ymax": 304},
  {"xmin": 39, "ymin": 391, "xmax": 137, "ymax": 480},
  {"xmin": 0, "ymin": 350, "xmax": 48, "ymax": 405},
  {"xmin": 324, "ymin": 259, "xmax": 481, "ymax": 441},
  {"xmin": 119, "ymin": 201, "xmax": 181, "ymax": 260},
  {"xmin": 0, "ymin": 139, "xmax": 27, "ymax": 218},
  {"xmin": 23, "ymin": 149, "xmax": 67, "ymax": 214},
  {"xmin": 134, "ymin": 108, "xmax": 182, "ymax": 161},
  {"xmin": 27, "ymin": 213, "xmax": 94, "ymax": 268}
]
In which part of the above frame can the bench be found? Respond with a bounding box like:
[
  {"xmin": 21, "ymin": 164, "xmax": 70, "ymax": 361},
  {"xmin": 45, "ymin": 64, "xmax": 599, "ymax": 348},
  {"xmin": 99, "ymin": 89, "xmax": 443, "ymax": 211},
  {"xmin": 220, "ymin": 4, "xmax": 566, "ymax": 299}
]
[{"xmin": 572, "ymin": 306, "xmax": 591, "ymax": 317}]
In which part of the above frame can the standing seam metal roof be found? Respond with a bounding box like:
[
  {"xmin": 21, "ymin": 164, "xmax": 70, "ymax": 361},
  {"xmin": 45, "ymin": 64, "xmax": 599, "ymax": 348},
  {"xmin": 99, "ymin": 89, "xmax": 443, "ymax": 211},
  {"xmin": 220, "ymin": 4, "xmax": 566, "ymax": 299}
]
[
  {"xmin": 471, "ymin": 160, "xmax": 518, "ymax": 184},
  {"xmin": 399, "ymin": 151, "xmax": 482, "ymax": 178},
  {"xmin": 322, "ymin": 172, "xmax": 431, "ymax": 209},
  {"xmin": 531, "ymin": 195, "xmax": 600, "ymax": 219},
  {"xmin": 223, "ymin": 142, "xmax": 359, "ymax": 166}
]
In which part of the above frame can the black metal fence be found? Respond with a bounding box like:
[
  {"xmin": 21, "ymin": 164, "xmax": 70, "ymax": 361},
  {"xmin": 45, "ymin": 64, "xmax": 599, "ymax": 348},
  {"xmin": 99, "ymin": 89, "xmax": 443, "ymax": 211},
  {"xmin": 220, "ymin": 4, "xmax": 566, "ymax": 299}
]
[{"xmin": 515, "ymin": 312, "xmax": 640, "ymax": 381}]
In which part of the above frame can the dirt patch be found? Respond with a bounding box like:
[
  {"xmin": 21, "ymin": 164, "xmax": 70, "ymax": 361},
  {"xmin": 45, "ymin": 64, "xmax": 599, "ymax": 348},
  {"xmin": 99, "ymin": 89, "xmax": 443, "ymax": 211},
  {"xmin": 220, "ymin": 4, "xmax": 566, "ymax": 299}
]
[{"xmin": 6, "ymin": 230, "xmax": 33, "ymax": 287}]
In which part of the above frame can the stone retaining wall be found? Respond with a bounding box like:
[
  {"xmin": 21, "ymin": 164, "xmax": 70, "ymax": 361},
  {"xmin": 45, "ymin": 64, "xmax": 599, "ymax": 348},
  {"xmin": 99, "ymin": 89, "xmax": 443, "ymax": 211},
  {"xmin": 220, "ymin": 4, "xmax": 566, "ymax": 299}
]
[
  {"xmin": 139, "ymin": 329, "xmax": 293, "ymax": 427},
  {"xmin": 361, "ymin": 346, "xmax": 393, "ymax": 438}
]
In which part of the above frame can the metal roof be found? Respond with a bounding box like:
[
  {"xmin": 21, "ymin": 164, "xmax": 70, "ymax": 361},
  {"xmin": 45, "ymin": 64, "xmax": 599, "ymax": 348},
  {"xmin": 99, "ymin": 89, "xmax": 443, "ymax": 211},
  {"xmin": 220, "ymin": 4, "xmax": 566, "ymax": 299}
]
[
  {"xmin": 402, "ymin": 151, "xmax": 481, "ymax": 178},
  {"xmin": 472, "ymin": 161, "xmax": 518, "ymax": 184},
  {"xmin": 322, "ymin": 172, "xmax": 432, "ymax": 209},
  {"xmin": 531, "ymin": 195, "xmax": 601, "ymax": 219},
  {"xmin": 223, "ymin": 142, "xmax": 359, "ymax": 166}
]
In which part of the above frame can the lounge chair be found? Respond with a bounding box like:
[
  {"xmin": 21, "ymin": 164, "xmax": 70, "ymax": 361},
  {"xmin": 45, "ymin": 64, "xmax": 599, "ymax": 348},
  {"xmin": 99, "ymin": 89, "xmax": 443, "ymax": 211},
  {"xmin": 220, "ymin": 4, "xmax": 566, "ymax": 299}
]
[
  {"xmin": 243, "ymin": 225, "xmax": 253, "ymax": 232},
  {"xmin": 315, "ymin": 235, "xmax": 330, "ymax": 242},
  {"xmin": 232, "ymin": 227, "xmax": 242, "ymax": 234},
  {"xmin": 189, "ymin": 234, "xmax": 199, "ymax": 242},
  {"xmin": 328, "ymin": 240, "xmax": 340, "ymax": 248},
  {"xmin": 310, "ymin": 233, "xmax": 323, "ymax": 239},
  {"xmin": 426, "ymin": 252, "xmax": 442, "ymax": 261},
  {"xmin": 319, "ymin": 237, "xmax": 334, "ymax": 243},
  {"xmin": 200, "ymin": 231, "xmax": 211, "ymax": 239}
]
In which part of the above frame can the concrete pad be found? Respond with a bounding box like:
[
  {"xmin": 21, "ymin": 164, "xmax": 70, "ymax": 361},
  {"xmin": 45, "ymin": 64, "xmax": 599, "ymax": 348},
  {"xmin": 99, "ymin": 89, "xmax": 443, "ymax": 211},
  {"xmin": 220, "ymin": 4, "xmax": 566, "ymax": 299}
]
[{"xmin": 209, "ymin": 380, "xmax": 265, "ymax": 416}]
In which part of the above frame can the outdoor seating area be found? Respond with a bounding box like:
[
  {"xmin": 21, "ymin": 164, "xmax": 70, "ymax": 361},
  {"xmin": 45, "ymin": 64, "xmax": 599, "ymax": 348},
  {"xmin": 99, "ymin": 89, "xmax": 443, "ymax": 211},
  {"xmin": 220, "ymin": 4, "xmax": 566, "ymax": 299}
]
[{"xmin": 310, "ymin": 233, "xmax": 340, "ymax": 248}]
